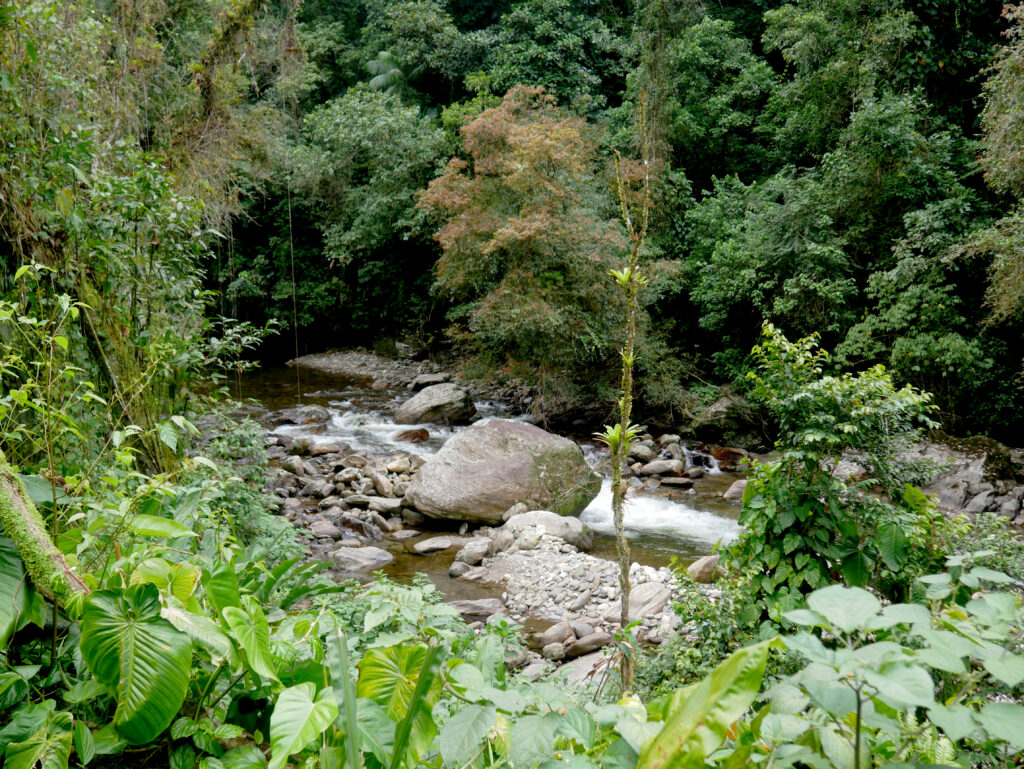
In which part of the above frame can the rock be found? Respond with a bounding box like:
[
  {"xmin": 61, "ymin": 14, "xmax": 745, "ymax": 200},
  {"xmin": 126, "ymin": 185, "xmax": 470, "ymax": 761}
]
[
  {"xmin": 639, "ymin": 459, "xmax": 684, "ymax": 477},
  {"xmin": 489, "ymin": 529, "xmax": 515, "ymax": 555},
  {"xmin": 448, "ymin": 598, "xmax": 505, "ymax": 622},
  {"xmin": 405, "ymin": 419, "xmax": 601, "ymax": 524},
  {"xmin": 691, "ymin": 392, "xmax": 763, "ymax": 449},
  {"xmin": 723, "ymin": 480, "xmax": 747, "ymax": 501},
  {"xmin": 410, "ymin": 372, "xmax": 452, "ymax": 390},
  {"xmin": 281, "ymin": 405, "xmax": 331, "ymax": 425},
  {"xmin": 332, "ymin": 546, "xmax": 393, "ymax": 573},
  {"xmin": 411, "ymin": 537, "xmax": 454, "ymax": 555},
  {"xmin": 500, "ymin": 511, "xmax": 593, "ymax": 550},
  {"xmin": 309, "ymin": 520, "xmax": 341, "ymax": 539},
  {"xmin": 569, "ymin": 590, "xmax": 592, "ymax": 612},
  {"xmin": 386, "ymin": 456, "xmax": 413, "ymax": 474},
  {"xmin": 519, "ymin": 660, "xmax": 552, "ymax": 681},
  {"xmin": 561, "ymin": 651, "xmax": 609, "ymax": 686},
  {"xmin": 966, "ymin": 491, "xmax": 995, "ymax": 514},
  {"xmin": 998, "ymin": 497, "xmax": 1022, "ymax": 518},
  {"xmin": 569, "ymin": 620, "xmax": 595, "ymax": 639},
  {"xmin": 300, "ymin": 479, "xmax": 335, "ymax": 498},
  {"xmin": 402, "ymin": 508, "xmax": 426, "ymax": 526},
  {"xmin": 394, "ymin": 384, "xmax": 478, "ymax": 425},
  {"xmin": 454, "ymin": 539, "xmax": 491, "ymax": 566},
  {"xmin": 711, "ymin": 447, "xmax": 747, "ymax": 463},
  {"xmin": 539, "ymin": 621, "xmax": 575, "ymax": 647},
  {"xmin": 502, "ymin": 502, "xmax": 529, "ymax": 522},
  {"xmin": 310, "ymin": 440, "xmax": 350, "ymax": 457},
  {"xmin": 517, "ymin": 526, "xmax": 542, "ymax": 550},
  {"xmin": 628, "ymin": 444, "xmax": 656, "ymax": 463},
  {"xmin": 630, "ymin": 581, "xmax": 672, "ymax": 619},
  {"xmin": 282, "ymin": 455, "xmax": 306, "ymax": 476},
  {"xmin": 685, "ymin": 467, "xmax": 704, "ymax": 479},
  {"xmin": 341, "ymin": 455, "xmax": 367, "ymax": 469},
  {"xmin": 658, "ymin": 434, "xmax": 681, "ymax": 446},
  {"xmin": 395, "ymin": 428, "xmax": 429, "ymax": 444},
  {"xmin": 686, "ymin": 554, "xmax": 722, "ymax": 583},
  {"xmin": 565, "ymin": 631, "xmax": 612, "ymax": 657},
  {"xmin": 449, "ymin": 561, "xmax": 472, "ymax": 578},
  {"xmin": 541, "ymin": 643, "xmax": 565, "ymax": 661},
  {"xmin": 368, "ymin": 471, "xmax": 393, "ymax": 498},
  {"xmin": 387, "ymin": 529, "xmax": 420, "ymax": 541},
  {"xmin": 659, "ymin": 477, "xmax": 693, "ymax": 487}
]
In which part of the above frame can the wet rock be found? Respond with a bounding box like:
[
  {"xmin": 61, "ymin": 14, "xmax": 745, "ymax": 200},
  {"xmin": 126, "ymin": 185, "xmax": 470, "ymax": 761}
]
[
  {"xmin": 310, "ymin": 440, "xmax": 350, "ymax": 457},
  {"xmin": 332, "ymin": 546, "xmax": 393, "ymax": 573},
  {"xmin": 411, "ymin": 536, "xmax": 454, "ymax": 555},
  {"xmin": 300, "ymin": 479, "xmax": 335, "ymax": 498},
  {"xmin": 686, "ymin": 554, "xmax": 722, "ymax": 584},
  {"xmin": 628, "ymin": 444, "xmax": 656, "ymax": 463},
  {"xmin": 723, "ymin": 480, "xmax": 747, "ymax": 501},
  {"xmin": 394, "ymin": 383, "xmax": 478, "ymax": 425},
  {"xmin": 449, "ymin": 561, "xmax": 472, "ymax": 578},
  {"xmin": 639, "ymin": 459, "xmax": 684, "ymax": 477},
  {"xmin": 455, "ymin": 539, "xmax": 491, "ymax": 566},
  {"xmin": 685, "ymin": 467, "xmax": 705, "ymax": 479},
  {"xmin": 402, "ymin": 508, "xmax": 426, "ymax": 527},
  {"xmin": 500, "ymin": 511, "xmax": 593, "ymax": 550},
  {"xmin": 405, "ymin": 419, "xmax": 601, "ymax": 524},
  {"xmin": 387, "ymin": 529, "xmax": 420, "ymax": 541},
  {"xmin": 448, "ymin": 598, "xmax": 505, "ymax": 622},
  {"xmin": 565, "ymin": 631, "xmax": 612, "ymax": 657},
  {"xmin": 281, "ymin": 405, "xmax": 331, "ymax": 425},
  {"xmin": 659, "ymin": 477, "xmax": 693, "ymax": 487}
]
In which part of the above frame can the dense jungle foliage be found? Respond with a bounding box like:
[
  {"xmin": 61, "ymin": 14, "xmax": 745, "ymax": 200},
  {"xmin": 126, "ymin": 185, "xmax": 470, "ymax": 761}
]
[{"xmin": 2, "ymin": 1, "xmax": 1024, "ymax": 769}]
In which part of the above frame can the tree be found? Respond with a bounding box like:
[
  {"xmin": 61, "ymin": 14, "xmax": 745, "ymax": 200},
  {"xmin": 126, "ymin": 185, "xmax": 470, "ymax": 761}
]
[{"xmin": 418, "ymin": 86, "xmax": 627, "ymax": 411}]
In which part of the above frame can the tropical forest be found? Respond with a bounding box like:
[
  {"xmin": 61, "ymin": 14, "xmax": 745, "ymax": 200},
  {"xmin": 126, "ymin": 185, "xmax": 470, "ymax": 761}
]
[{"xmin": 2, "ymin": 0, "xmax": 1024, "ymax": 768}]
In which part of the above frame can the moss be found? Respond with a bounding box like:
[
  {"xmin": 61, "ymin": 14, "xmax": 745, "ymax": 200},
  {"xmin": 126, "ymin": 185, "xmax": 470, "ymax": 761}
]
[
  {"xmin": 928, "ymin": 430, "xmax": 1021, "ymax": 481},
  {"xmin": 0, "ymin": 450, "xmax": 87, "ymax": 608},
  {"xmin": 533, "ymin": 444, "xmax": 601, "ymax": 516}
]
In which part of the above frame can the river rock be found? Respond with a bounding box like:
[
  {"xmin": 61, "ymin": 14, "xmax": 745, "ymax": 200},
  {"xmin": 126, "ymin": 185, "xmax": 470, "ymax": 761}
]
[
  {"xmin": 539, "ymin": 621, "xmax": 575, "ymax": 647},
  {"xmin": 685, "ymin": 467, "xmax": 704, "ymax": 479},
  {"xmin": 448, "ymin": 598, "xmax": 505, "ymax": 622},
  {"xmin": 630, "ymin": 581, "xmax": 672, "ymax": 620},
  {"xmin": 282, "ymin": 455, "xmax": 306, "ymax": 476},
  {"xmin": 404, "ymin": 419, "xmax": 601, "ymax": 524},
  {"xmin": 639, "ymin": 459, "xmax": 684, "ymax": 477},
  {"xmin": 542, "ymin": 643, "xmax": 565, "ymax": 661},
  {"xmin": 686, "ymin": 554, "xmax": 722, "ymax": 583},
  {"xmin": 565, "ymin": 630, "xmax": 612, "ymax": 657},
  {"xmin": 966, "ymin": 491, "xmax": 995, "ymax": 514},
  {"xmin": 561, "ymin": 651, "xmax": 608, "ymax": 686},
  {"xmin": 628, "ymin": 444, "xmax": 656, "ymax": 463},
  {"xmin": 309, "ymin": 519, "xmax": 341, "ymax": 539},
  {"xmin": 281, "ymin": 404, "xmax": 331, "ymax": 425},
  {"xmin": 395, "ymin": 428, "xmax": 429, "ymax": 444},
  {"xmin": 500, "ymin": 511, "xmax": 593, "ymax": 550},
  {"xmin": 455, "ymin": 539, "xmax": 491, "ymax": 565},
  {"xmin": 569, "ymin": 620, "xmax": 595, "ymax": 638},
  {"xmin": 449, "ymin": 561, "xmax": 472, "ymax": 577},
  {"xmin": 411, "ymin": 536, "xmax": 454, "ymax": 555},
  {"xmin": 723, "ymin": 479, "xmax": 747, "ymax": 501},
  {"xmin": 502, "ymin": 502, "xmax": 529, "ymax": 522},
  {"xmin": 410, "ymin": 372, "xmax": 452, "ymax": 390},
  {"xmin": 394, "ymin": 384, "xmax": 477, "ymax": 425},
  {"xmin": 386, "ymin": 456, "xmax": 413, "ymax": 474},
  {"xmin": 332, "ymin": 546, "xmax": 393, "ymax": 573}
]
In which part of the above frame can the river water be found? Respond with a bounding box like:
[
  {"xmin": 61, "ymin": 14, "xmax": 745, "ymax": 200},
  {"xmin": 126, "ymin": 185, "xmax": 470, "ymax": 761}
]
[{"xmin": 240, "ymin": 365, "xmax": 741, "ymax": 587}]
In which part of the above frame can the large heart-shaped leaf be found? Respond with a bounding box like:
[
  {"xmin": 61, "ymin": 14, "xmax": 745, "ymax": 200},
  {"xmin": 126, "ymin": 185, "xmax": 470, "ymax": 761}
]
[
  {"xmin": 5, "ymin": 708, "xmax": 73, "ymax": 769},
  {"xmin": 268, "ymin": 683, "xmax": 338, "ymax": 769},
  {"xmin": 223, "ymin": 596, "xmax": 279, "ymax": 681},
  {"xmin": 80, "ymin": 583, "xmax": 192, "ymax": 744}
]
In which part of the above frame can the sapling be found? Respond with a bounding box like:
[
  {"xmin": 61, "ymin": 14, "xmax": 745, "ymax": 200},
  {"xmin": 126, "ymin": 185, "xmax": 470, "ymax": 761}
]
[{"xmin": 597, "ymin": 107, "xmax": 653, "ymax": 692}]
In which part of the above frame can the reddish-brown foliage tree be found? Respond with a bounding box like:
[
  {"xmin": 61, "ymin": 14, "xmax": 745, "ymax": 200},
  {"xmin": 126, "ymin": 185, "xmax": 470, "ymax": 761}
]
[{"xmin": 418, "ymin": 86, "xmax": 627, "ymax": 410}]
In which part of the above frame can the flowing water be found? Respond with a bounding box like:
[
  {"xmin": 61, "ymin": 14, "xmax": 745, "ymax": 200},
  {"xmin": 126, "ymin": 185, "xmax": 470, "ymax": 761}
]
[{"xmin": 239, "ymin": 365, "xmax": 741, "ymax": 589}]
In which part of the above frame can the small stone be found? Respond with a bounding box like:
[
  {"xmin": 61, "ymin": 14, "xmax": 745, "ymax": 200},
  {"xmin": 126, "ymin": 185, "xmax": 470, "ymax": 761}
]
[
  {"xmin": 309, "ymin": 520, "xmax": 341, "ymax": 539},
  {"xmin": 541, "ymin": 642, "xmax": 565, "ymax": 661},
  {"xmin": 411, "ymin": 536, "xmax": 454, "ymax": 555},
  {"xmin": 455, "ymin": 539, "xmax": 491, "ymax": 566},
  {"xmin": 639, "ymin": 459, "xmax": 684, "ymax": 476},
  {"xmin": 570, "ymin": 590, "xmax": 592, "ymax": 612},
  {"xmin": 685, "ymin": 466, "xmax": 705, "ymax": 479}
]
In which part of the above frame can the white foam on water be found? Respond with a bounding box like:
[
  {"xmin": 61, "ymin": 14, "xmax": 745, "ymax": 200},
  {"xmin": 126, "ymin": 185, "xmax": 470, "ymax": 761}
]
[{"xmin": 580, "ymin": 479, "xmax": 740, "ymax": 548}]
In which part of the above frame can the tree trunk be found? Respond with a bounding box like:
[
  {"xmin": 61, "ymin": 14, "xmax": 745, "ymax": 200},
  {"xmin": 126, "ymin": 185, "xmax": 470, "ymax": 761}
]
[{"xmin": 0, "ymin": 451, "xmax": 88, "ymax": 607}]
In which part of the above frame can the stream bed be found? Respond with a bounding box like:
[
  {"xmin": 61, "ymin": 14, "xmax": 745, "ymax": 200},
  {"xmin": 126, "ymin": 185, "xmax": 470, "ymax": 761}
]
[{"xmin": 240, "ymin": 364, "xmax": 742, "ymax": 596}]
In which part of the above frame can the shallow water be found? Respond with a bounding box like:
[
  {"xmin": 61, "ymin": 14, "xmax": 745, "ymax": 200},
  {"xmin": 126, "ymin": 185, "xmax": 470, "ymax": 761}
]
[{"xmin": 239, "ymin": 365, "xmax": 743, "ymax": 580}]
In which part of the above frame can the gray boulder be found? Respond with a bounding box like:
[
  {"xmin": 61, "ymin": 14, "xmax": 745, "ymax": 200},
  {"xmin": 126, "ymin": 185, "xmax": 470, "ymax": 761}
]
[
  {"xmin": 394, "ymin": 384, "xmax": 477, "ymax": 425},
  {"xmin": 722, "ymin": 480, "xmax": 747, "ymax": 501},
  {"xmin": 448, "ymin": 598, "xmax": 505, "ymax": 622},
  {"xmin": 499, "ymin": 510, "xmax": 593, "ymax": 550},
  {"xmin": 332, "ymin": 546, "xmax": 394, "ymax": 573},
  {"xmin": 454, "ymin": 539, "xmax": 491, "ymax": 565},
  {"xmin": 410, "ymin": 372, "xmax": 452, "ymax": 390},
  {"xmin": 639, "ymin": 459, "xmax": 684, "ymax": 477},
  {"xmin": 404, "ymin": 419, "xmax": 601, "ymax": 524}
]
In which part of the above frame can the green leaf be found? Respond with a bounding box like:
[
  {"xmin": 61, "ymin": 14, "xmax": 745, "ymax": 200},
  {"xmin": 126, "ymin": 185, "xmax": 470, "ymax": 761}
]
[
  {"xmin": 637, "ymin": 639, "xmax": 771, "ymax": 769},
  {"xmin": 80, "ymin": 584, "xmax": 192, "ymax": 744},
  {"xmin": 927, "ymin": 704, "xmax": 976, "ymax": 742},
  {"xmin": 204, "ymin": 563, "xmax": 241, "ymax": 613},
  {"xmin": 509, "ymin": 713, "xmax": 560, "ymax": 769},
  {"xmin": 159, "ymin": 422, "xmax": 178, "ymax": 452},
  {"xmin": 555, "ymin": 706, "xmax": 595, "ymax": 748},
  {"xmin": 807, "ymin": 585, "xmax": 880, "ymax": 633},
  {"xmin": 983, "ymin": 652, "xmax": 1024, "ymax": 687},
  {"xmin": 840, "ymin": 551, "xmax": 871, "ymax": 588},
  {"xmin": 73, "ymin": 720, "xmax": 95, "ymax": 765},
  {"xmin": 440, "ymin": 704, "xmax": 496, "ymax": 767},
  {"xmin": 877, "ymin": 522, "xmax": 909, "ymax": 571},
  {"xmin": 268, "ymin": 683, "xmax": 339, "ymax": 769},
  {"xmin": 977, "ymin": 702, "xmax": 1024, "ymax": 749},
  {"xmin": 5, "ymin": 708, "xmax": 73, "ymax": 769},
  {"xmin": 128, "ymin": 514, "xmax": 195, "ymax": 539},
  {"xmin": 327, "ymin": 630, "xmax": 362, "ymax": 769},
  {"xmin": 223, "ymin": 598, "xmax": 280, "ymax": 682},
  {"xmin": 221, "ymin": 745, "xmax": 268, "ymax": 769},
  {"xmin": 0, "ymin": 538, "xmax": 33, "ymax": 647},
  {"xmin": 387, "ymin": 641, "xmax": 442, "ymax": 769},
  {"xmin": 161, "ymin": 603, "xmax": 235, "ymax": 664},
  {"xmin": 862, "ymin": 663, "xmax": 935, "ymax": 708}
]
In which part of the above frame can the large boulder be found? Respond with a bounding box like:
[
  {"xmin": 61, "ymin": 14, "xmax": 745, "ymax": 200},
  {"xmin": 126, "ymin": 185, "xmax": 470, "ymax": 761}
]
[
  {"xmin": 500, "ymin": 510, "xmax": 593, "ymax": 550},
  {"xmin": 404, "ymin": 419, "xmax": 601, "ymax": 524},
  {"xmin": 394, "ymin": 384, "xmax": 477, "ymax": 425}
]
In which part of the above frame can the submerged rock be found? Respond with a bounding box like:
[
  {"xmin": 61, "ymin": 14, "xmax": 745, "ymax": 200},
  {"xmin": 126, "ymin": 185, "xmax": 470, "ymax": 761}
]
[{"xmin": 404, "ymin": 419, "xmax": 601, "ymax": 524}]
